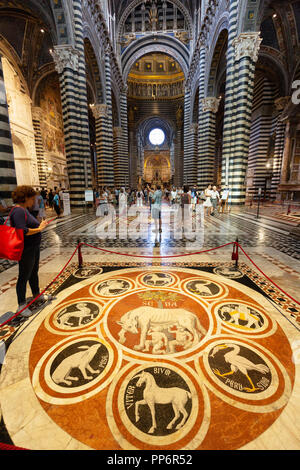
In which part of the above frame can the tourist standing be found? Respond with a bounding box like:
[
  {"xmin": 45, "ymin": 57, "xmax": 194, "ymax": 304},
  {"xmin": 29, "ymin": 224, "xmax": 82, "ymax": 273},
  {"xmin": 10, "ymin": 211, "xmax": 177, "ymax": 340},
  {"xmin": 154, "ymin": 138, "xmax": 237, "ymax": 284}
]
[
  {"xmin": 96, "ymin": 189, "xmax": 109, "ymax": 217},
  {"xmin": 220, "ymin": 186, "xmax": 230, "ymax": 213},
  {"xmin": 10, "ymin": 186, "xmax": 51, "ymax": 317},
  {"xmin": 151, "ymin": 185, "xmax": 163, "ymax": 233},
  {"xmin": 171, "ymin": 187, "xmax": 177, "ymax": 205},
  {"xmin": 136, "ymin": 188, "xmax": 144, "ymax": 207},
  {"xmin": 181, "ymin": 185, "xmax": 192, "ymax": 220},
  {"xmin": 210, "ymin": 185, "xmax": 220, "ymax": 216},
  {"xmin": 53, "ymin": 191, "xmax": 61, "ymax": 217},
  {"xmin": 37, "ymin": 191, "xmax": 46, "ymax": 220},
  {"xmin": 203, "ymin": 184, "xmax": 213, "ymax": 216},
  {"xmin": 48, "ymin": 189, "xmax": 54, "ymax": 209}
]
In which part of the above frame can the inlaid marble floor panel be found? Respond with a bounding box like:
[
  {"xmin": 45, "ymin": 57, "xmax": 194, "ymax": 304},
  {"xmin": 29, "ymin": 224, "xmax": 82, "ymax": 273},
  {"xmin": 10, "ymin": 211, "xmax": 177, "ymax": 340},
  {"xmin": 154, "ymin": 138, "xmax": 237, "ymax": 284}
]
[{"xmin": 0, "ymin": 260, "xmax": 299, "ymax": 450}]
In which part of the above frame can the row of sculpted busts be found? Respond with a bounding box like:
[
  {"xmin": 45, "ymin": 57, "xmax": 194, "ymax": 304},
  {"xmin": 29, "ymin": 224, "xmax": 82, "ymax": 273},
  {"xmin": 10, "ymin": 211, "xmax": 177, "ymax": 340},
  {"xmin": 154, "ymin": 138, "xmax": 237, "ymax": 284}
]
[{"xmin": 127, "ymin": 80, "xmax": 184, "ymax": 98}]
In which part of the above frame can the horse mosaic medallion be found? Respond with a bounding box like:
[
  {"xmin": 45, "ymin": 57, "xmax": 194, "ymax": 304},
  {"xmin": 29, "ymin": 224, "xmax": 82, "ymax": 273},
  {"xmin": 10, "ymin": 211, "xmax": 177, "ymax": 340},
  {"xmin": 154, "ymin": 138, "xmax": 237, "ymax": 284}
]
[{"xmin": 1, "ymin": 267, "xmax": 295, "ymax": 450}]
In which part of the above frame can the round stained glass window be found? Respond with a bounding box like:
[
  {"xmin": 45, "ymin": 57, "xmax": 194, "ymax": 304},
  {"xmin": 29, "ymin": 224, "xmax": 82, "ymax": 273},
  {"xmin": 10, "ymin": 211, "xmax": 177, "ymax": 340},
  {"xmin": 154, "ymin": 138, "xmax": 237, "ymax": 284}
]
[{"xmin": 149, "ymin": 128, "xmax": 165, "ymax": 146}]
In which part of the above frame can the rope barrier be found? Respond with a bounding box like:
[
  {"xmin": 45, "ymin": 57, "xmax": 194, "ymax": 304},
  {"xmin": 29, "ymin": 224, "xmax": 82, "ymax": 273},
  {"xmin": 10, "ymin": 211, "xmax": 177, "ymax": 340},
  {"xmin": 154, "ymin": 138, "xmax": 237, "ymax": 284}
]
[
  {"xmin": 0, "ymin": 240, "xmax": 299, "ymax": 331},
  {"xmin": 0, "ymin": 244, "xmax": 80, "ymax": 329},
  {"xmin": 80, "ymin": 241, "xmax": 235, "ymax": 259},
  {"xmin": 0, "ymin": 239, "xmax": 299, "ymax": 450},
  {"xmin": 237, "ymin": 243, "xmax": 300, "ymax": 306},
  {"xmin": 0, "ymin": 442, "xmax": 27, "ymax": 450}
]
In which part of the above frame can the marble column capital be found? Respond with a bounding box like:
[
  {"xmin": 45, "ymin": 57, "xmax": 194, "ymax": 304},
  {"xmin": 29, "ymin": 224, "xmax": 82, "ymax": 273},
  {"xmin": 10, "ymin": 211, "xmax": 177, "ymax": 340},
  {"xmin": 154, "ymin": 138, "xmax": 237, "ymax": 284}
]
[
  {"xmin": 91, "ymin": 103, "xmax": 109, "ymax": 119},
  {"xmin": 113, "ymin": 127, "xmax": 123, "ymax": 138},
  {"xmin": 189, "ymin": 123, "xmax": 198, "ymax": 135},
  {"xmin": 233, "ymin": 32, "xmax": 262, "ymax": 63},
  {"xmin": 202, "ymin": 97, "xmax": 221, "ymax": 113},
  {"xmin": 51, "ymin": 45, "xmax": 82, "ymax": 74},
  {"xmin": 275, "ymin": 96, "xmax": 290, "ymax": 111}
]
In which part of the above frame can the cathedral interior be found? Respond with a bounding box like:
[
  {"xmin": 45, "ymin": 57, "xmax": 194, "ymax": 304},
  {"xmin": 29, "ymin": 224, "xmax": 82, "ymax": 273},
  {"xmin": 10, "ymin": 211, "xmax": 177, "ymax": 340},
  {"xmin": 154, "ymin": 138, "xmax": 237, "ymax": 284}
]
[{"xmin": 0, "ymin": 0, "xmax": 300, "ymax": 453}]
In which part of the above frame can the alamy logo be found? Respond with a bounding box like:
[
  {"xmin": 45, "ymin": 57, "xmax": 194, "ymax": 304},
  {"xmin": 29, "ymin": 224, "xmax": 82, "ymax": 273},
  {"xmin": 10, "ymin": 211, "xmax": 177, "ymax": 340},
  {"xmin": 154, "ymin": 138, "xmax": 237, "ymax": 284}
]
[{"xmin": 292, "ymin": 80, "xmax": 300, "ymax": 105}]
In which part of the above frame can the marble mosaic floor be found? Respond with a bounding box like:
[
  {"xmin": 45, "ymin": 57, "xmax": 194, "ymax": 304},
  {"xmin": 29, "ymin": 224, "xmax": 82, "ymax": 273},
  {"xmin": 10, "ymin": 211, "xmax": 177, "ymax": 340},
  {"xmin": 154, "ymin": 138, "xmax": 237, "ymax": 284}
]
[{"xmin": 0, "ymin": 208, "xmax": 299, "ymax": 450}]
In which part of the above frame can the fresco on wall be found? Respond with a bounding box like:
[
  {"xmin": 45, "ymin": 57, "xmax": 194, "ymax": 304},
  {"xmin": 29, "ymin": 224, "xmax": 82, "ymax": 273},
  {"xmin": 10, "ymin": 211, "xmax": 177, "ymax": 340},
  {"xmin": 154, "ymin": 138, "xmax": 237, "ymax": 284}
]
[{"xmin": 37, "ymin": 74, "xmax": 65, "ymax": 156}]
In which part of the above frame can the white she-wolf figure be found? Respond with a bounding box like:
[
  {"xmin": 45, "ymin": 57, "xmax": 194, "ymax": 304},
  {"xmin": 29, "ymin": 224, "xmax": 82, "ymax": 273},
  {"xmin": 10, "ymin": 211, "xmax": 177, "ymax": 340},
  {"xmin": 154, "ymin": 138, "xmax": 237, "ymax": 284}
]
[
  {"xmin": 117, "ymin": 306, "xmax": 207, "ymax": 351},
  {"xmin": 134, "ymin": 371, "xmax": 192, "ymax": 434}
]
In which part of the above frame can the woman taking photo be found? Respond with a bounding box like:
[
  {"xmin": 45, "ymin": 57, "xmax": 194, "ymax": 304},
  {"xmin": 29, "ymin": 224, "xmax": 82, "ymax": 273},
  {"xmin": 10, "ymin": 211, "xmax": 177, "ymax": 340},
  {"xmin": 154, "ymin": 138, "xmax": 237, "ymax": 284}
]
[{"xmin": 10, "ymin": 186, "xmax": 50, "ymax": 317}]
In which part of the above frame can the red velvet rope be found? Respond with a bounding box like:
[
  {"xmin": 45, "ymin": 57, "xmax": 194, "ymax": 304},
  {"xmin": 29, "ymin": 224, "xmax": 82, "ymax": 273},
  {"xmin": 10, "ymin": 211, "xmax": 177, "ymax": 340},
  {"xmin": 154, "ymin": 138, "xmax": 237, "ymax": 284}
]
[
  {"xmin": 0, "ymin": 244, "xmax": 80, "ymax": 329},
  {"xmin": 237, "ymin": 244, "xmax": 300, "ymax": 306},
  {"xmin": 0, "ymin": 241, "xmax": 299, "ymax": 450},
  {"xmin": 80, "ymin": 241, "xmax": 235, "ymax": 259},
  {"xmin": 0, "ymin": 442, "xmax": 27, "ymax": 450}
]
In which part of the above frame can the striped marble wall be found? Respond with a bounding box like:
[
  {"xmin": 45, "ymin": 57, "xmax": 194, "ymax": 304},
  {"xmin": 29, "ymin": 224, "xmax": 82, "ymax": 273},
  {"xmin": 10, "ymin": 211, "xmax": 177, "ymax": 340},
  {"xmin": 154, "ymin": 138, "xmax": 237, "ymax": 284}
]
[
  {"xmin": 118, "ymin": 92, "xmax": 129, "ymax": 187},
  {"xmin": 96, "ymin": 50, "xmax": 114, "ymax": 188},
  {"xmin": 198, "ymin": 97, "xmax": 220, "ymax": 189},
  {"xmin": 183, "ymin": 88, "xmax": 192, "ymax": 184},
  {"xmin": 32, "ymin": 107, "xmax": 47, "ymax": 189},
  {"xmin": 221, "ymin": 0, "xmax": 239, "ymax": 190},
  {"xmin": 51, "ymin": 0, "xmax": 92, "ymax": 206},
  {"xmin": 247, "ymin": 75, "xmax": 284, "ymax": 200},
  {"xmin": 0, "ymin": 55, "xmax": 16, "ymax": 201}
]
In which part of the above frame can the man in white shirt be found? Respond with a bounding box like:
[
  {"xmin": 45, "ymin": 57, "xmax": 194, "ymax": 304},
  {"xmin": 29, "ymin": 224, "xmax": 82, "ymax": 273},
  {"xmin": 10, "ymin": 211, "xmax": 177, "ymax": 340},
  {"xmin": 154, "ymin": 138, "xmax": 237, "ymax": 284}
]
[
  {"xmin": 211, "ymin": 186, "xmax": 220, "ymax": 215},
  {"xmin": 220, "ymin": 187, "xmax": 230, "ymax": 213}
]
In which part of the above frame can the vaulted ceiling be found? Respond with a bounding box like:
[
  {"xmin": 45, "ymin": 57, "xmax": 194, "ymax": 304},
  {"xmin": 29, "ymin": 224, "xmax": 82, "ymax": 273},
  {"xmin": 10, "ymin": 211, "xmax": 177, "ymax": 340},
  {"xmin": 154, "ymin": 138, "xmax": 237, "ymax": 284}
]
[{"xmin": 110, "ymin": 0, "xmax": 201, "ymax": 21}]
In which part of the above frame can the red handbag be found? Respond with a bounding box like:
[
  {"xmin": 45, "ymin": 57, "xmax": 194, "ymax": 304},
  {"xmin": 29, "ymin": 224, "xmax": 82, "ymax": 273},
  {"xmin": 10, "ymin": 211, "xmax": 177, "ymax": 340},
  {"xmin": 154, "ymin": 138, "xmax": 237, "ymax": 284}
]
[{"xmin": 0, "ymin": 208, "xmax": 26, "ymax": 261}]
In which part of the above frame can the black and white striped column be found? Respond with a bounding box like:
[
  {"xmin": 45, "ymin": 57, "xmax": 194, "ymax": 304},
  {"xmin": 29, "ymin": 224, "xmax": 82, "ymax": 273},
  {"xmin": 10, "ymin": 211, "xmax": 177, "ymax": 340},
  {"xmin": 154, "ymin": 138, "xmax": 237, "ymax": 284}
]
[
  {"xmin": 189, "ymin": 123, "xmax": 198, "ymax": 187},
  {"xmin": 271, "ymin": 98, "xmax": 289, "ymax": 200},
  {"xmin": 113, "ymin": 126, "xmax": 123, "ymax": 187},
  {"xmin": 51, "ymin": 0, "xmax": 92, "ymax": 206},
  {"xmin": 198, "ymin": 97, "xmax": 220, "ymax": 188},
  {"xmin": 92, "ymin": 103, "xmax": 113, "ymax": 188},
  {"xmin": 119, "ymin": 90, "xmax": 129, "ymax": 187},
  {"xmin": 32, "ymin": 107, "xmax": 48, "ymax": 189},
  {"xmin": 183, "ymin": 88, "xmax": 193, "ymax": 184},
  {"xmin": 95, "ymin": 49, "xmax": 114, "ymax": 188},
  {"xmin": 228, "ymin": 32, "xmax": 262, "ymax": 205},
  {"xmin": 221, "ymin": 0, "xmax": 239, "ymax": 188},
  {"xmin": 271, "ymin": 121, "xmax": 286, "ymax": 200},
  {"xmin": 52, "ymin": 45, "xmax": 90, "ymax": 205},
  {"xmin": 0, "ymin": 55, "xmax": 17, "ymax": 201},
  {"xmin": 73, "ymin": 0, "xmax": 92, "ymax": 192}
]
